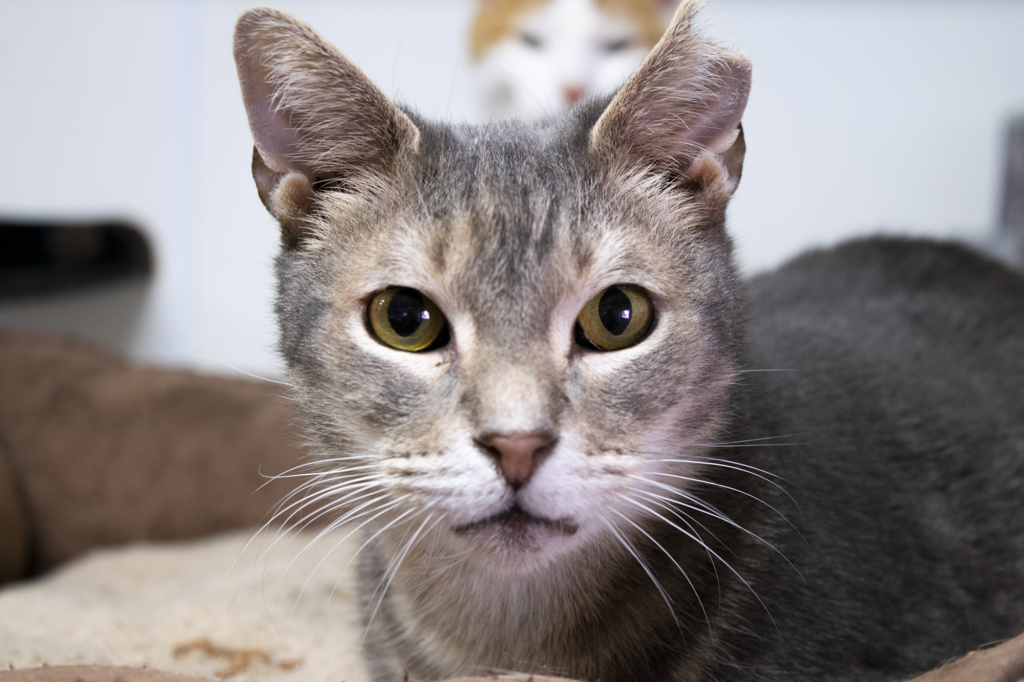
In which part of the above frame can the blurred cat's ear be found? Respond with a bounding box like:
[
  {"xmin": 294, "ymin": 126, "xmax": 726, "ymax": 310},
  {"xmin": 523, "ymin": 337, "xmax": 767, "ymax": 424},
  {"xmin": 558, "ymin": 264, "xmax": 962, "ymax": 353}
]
[
  {"xmin": 590, "ymin": 0, "xmax": 750, "ymax": 197},
  {"xmin": 234, "ymin": 8, "xmax": 420, "ymax": 248}
]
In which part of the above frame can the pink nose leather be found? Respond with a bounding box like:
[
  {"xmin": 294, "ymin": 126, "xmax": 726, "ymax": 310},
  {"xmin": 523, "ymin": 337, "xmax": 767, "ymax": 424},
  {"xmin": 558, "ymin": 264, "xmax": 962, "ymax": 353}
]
[
  {"xmin": 563, "ymin": 85, "xmax": 584, "ymax": 106},
  {"xmin": 478, "ymin": 433, "xmax": 555, "ymax": 487}
]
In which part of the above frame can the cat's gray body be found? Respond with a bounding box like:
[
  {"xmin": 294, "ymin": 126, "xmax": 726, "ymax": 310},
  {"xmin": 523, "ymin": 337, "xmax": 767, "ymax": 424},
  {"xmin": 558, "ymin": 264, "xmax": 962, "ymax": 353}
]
[
  {"xmin": 731, "ymin": 239, "xmax": 1024, "ymax": 679},
  {"xmin": 233, "ymin": 3, "xmax": 1024, "ymax": 680}
]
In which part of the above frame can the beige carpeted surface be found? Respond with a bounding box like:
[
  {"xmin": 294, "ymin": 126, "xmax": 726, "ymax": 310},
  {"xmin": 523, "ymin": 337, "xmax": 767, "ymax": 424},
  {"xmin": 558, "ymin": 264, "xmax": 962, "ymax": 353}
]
[
  {"xmin": 2, "ymin": 511, "xmax": 1023, "ymax": 682},
  {"xmin": 0, "ymin": 528, "xmax": 370, "ymax": 681}
]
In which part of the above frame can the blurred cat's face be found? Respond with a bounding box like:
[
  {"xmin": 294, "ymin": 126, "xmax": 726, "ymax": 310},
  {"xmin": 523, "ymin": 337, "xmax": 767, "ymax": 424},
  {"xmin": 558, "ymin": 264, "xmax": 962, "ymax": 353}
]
[{"xmin": 474, "ymin": 0, "xmax": 654, "ymax": 119}]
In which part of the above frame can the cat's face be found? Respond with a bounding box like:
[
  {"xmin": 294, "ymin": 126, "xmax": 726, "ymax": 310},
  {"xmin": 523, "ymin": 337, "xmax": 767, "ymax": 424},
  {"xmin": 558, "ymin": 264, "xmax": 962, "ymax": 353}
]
[
  {"xmin": 472, "ymin": 0, "xmax": 662, "ymax": 120},
  {"xmin": 235, "ymin": 2, "xmax": 750, "ymax": 576},
  {"xmin": 277, "ymin": 119, "xmax": 739, "ymax": 571}
]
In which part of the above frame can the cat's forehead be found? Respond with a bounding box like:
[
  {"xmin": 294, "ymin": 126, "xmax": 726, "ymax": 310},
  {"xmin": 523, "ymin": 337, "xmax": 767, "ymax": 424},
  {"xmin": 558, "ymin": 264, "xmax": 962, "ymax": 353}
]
[
  {"xmin": 408, "ymin": 117, "xmax": 606, "ymax": 325},
  {"xmin": 414, "ymin": 114, "xmax": 589, "ymax": 200}
]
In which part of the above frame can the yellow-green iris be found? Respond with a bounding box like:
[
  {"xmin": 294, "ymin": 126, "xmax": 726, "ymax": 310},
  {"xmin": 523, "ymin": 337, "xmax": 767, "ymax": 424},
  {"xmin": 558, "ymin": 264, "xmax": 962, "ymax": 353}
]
[
  {"xmin": 577, "ymin": 285, "xmax": 653, "ymax": 351},
  {"xmin": 369, "ymin": 287, "xmax": 447, "ymax": 352}
]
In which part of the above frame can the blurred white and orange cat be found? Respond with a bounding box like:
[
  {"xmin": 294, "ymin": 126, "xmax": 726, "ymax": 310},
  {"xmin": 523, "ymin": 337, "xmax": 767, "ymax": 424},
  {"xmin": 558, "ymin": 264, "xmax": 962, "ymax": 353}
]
[{"xmin": 470, "ymin": 0, "xmax": 678, "ymax": 119}]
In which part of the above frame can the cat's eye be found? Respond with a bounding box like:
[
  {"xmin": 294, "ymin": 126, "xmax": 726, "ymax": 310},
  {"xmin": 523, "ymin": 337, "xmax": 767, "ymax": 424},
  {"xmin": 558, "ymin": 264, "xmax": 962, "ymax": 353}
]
[
  {"xmin": 603, "ymin": 37, "xmax": 632, "ymax": 53},
  {"xmin": 575, "ymin": 285, "xmax": 653, "ymax": 351},
  {"xmin": 368, "ymin": 287, "xmax": 449, "ymax": 352},
  {"xmin": 519, "ymin": 32, "xmax": 543, "ymax": 49}
]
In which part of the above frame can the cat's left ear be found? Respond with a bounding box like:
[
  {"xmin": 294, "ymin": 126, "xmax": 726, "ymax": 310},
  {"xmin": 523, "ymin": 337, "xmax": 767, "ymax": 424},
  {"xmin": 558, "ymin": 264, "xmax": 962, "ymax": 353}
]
[
  {"xmin": 590, "ymin": 0, "xmax": 750, "ymax": 197},
  {"xmin": 234, "ymin": 8, "xmax": 420, "ymax": 247}
]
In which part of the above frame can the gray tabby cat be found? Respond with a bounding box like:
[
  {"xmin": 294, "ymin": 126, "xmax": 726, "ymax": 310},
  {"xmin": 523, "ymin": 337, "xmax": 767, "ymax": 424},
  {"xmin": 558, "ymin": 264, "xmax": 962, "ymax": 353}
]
[{"xmin": 233, "ymin": 2, "xmax": 1024, "ymax": 681}]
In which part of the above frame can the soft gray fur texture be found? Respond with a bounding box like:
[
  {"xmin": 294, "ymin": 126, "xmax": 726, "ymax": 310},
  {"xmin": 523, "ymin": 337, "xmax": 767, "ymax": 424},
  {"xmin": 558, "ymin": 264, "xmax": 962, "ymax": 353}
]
[{"xmin": 233, "ymin": 3, "xmax": 1024, "ymax": 681}]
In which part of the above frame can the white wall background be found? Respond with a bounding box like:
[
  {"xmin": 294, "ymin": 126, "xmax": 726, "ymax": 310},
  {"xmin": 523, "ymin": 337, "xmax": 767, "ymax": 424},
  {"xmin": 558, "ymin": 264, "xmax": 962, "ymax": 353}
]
[{"xmin": 1, "ymin": 0, "xmax": 1022, "ymax": 378}]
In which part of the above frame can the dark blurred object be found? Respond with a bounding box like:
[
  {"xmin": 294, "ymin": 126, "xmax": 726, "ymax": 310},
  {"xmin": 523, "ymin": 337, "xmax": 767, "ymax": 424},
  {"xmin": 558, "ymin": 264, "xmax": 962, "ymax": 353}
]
[
  {"xmin": 0, "ymin": 330, "xmax": 306, "ymax": 585},
  {"xmin": 1000, "ymin": 115, "xmax": 1024, "ymax": 264},
  {"xmin": 0, "ymin": 219, "xmax": 152, "ymax": 297}
]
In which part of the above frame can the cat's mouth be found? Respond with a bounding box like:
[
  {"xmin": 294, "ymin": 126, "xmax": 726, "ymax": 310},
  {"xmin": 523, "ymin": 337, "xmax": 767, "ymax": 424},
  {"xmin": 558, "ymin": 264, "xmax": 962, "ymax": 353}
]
[{"xmin": 453, "ymin": 504, "xmax": 578, "ymax": 539}]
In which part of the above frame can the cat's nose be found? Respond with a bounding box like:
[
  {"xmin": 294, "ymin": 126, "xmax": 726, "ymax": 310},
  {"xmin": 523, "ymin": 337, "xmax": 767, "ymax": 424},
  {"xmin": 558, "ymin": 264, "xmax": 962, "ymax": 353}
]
[
  {"xmin": 476, "ymin": 432, "xmax": 556, "ymax": 488},
  {"xmin": 563, "ymin": 85, "xmax": 584, "ymax": 106}
]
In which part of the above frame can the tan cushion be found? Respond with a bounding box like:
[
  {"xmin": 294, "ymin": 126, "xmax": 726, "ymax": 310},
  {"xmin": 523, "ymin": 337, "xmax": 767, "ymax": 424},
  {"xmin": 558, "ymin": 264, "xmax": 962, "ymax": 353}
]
[{"xmin": 0, "ymin": 331, "xmax": 304, "ymax": 577}]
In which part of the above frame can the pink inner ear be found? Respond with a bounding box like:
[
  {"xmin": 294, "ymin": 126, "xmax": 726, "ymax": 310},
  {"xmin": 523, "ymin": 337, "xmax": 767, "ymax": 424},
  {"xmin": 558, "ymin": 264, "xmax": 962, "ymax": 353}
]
[
  {"xmin": 235, "ymin": 26, "xmax": 307, "ymax": 177},
  {"xmin": 243, "ymin": 73, "xmax": 305, "ymax": 176},
  {"xmin": 673, "ymin": 59, "xmax": 750, "ymax": 159}
]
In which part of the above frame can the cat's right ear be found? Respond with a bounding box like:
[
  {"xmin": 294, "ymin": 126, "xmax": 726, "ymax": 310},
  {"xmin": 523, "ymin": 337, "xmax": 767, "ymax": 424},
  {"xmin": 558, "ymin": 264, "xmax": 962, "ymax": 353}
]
[
  {"xmin": 590, "ymin": 0, "xmax": 750, "ymax": 201},
  {"xmin": 234, "ymin": 8, "xmax": 420, "ymax": 248}
]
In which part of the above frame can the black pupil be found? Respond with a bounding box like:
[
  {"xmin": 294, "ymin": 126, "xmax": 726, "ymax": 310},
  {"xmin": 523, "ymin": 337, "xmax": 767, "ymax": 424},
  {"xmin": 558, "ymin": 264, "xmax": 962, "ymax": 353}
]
[
  {"xmin": 388, "ymin": 288, "xmax": 427, "ymax": 337},
  {"xmin": 598, "ymin": 287, "xmax": 632, "ymax": 336}
]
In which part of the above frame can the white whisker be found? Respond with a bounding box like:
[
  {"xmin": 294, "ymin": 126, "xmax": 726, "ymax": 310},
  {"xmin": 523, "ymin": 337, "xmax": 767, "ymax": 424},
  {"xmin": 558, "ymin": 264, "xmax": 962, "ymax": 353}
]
[
  {"xmin": 608, "ymin": 506, "xmax": 709, "ymax": 634},
  {"xmin": 629, "ymin": 474, "xmax": 798, "ymax": 564},
  {"xmin": 633, "ymin": 471, "xmax": 793, "ymax": 523},
  {"xmin": 617, "ymin": 494, "xmax": 777, "ymax": 631},
  {"xmin": 291, "ymin": 501, "xmax": 416, "ymax": 609},
  {"xmin": 363, "ymin": 513, "xmax": 442, "ymax": 639},
  {"xmin": 705, "ymin": 434, "xmax": 807, "ymax": 446},
  {"xmin": 599, "ymin": 516, "xmax": 680, "ymax": 629}
]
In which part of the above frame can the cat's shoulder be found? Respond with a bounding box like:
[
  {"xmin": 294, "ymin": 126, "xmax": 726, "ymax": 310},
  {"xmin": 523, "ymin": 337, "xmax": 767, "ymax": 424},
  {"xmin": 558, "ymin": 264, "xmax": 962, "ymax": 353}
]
[
  {"xmin": 743, "ymin": 236, "xmax": 1024, "ymax": 389},
  {"xmin": 747, "ymin": 236, "xmax": 1024, "ymax": 327}
]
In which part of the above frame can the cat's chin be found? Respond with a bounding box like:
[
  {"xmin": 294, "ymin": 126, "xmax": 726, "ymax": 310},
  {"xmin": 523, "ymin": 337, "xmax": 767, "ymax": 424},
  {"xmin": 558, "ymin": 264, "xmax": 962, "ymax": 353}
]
[{"xmin": 451, "ymin": 504, "xmax": 579, "ymax": 568}]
